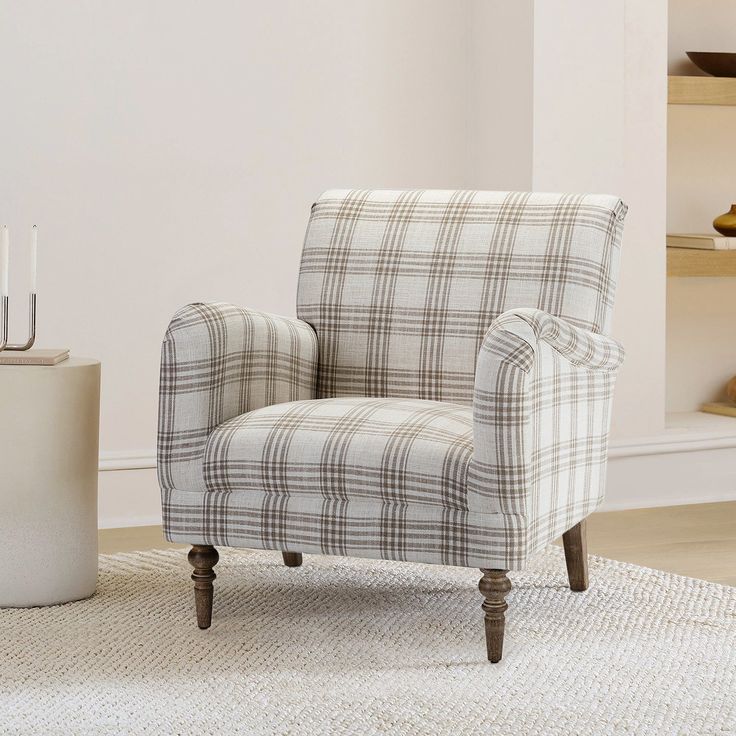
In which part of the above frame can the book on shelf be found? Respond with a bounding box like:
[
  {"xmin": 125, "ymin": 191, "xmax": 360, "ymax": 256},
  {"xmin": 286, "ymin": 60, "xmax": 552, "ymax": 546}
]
[
  {"xmin": 701, "ymin": 402, "xmax": 736, "ymax": 419},
  {"xmin": 0, "ymin": 349, "xmax": 70, "ymax": 366},
  {"xmin": 667, "ymin": 234, "xmax": 736, "ymax": 250}
]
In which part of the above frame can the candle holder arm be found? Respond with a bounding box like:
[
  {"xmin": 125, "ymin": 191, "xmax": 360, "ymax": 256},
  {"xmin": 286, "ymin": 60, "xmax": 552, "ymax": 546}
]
[{"xmin": 2, "ymin": 293, "xmax": 36, "ymax": 351}]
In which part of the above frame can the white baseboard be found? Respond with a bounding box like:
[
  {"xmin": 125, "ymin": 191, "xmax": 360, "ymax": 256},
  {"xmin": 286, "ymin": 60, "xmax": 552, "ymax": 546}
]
[
  {"xmin": 609, "ymin": 431, "xmax": 736, "ymax": 458},
  {"xmin": 99, "ymin": 450, "xmax": 156, "ymax": 472},
  {"xmin": 98, "ymin": 466, "xmax": 161, "ymax": 529},
  {"xmin": 602, "ymin": 413, "xmax": 736, "ymax": 510},
  {"xmin": 97, "ymin": 431, "xmax": 736, "ymax": 528},
  {"xmin": 101, "ymin": 514, "xmax": 163, "ymax": 529},
  {"xmin": 601, "ymin": 444, "xmax": 736, "ymax": 511}
]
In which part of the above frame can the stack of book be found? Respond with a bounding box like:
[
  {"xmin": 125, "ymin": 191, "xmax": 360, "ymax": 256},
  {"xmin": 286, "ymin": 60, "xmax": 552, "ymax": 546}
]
[
  {"xmin": 0, "ymin": 348, "xmax": 69, "ymax": 366},
  {"xmin": 702, "ymin": 402, "xmax": 736, "ymax": 418},
  {"xmin": 667, "ymin": 234, "xmax": 736, "ymax": 250}
]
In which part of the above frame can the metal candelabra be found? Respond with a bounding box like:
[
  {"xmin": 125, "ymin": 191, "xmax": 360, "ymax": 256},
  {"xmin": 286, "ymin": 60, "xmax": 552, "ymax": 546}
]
[{"xmin": 0, "ymin": 293, "xmax": 36, "ymax": 351}]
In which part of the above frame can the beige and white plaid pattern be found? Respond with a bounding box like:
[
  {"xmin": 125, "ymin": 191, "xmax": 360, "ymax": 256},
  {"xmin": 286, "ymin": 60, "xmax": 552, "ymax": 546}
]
[
  {"xmin": 163, "ymin": 487, "xmax": 518, "ymax": 568},
  {"xmin": 204, "ymin": 398, "xmax": 473, "ymax": 508},
  {"xmin": 158, "ymin": 303, "xmax": 318, "ymax": 494},
  {"xmin": 298, "ymin": 189, "xmax": 625, "ymax": 403},
  {"xmin": 159, "ymin": 190, "xmax": 627, "ymax": 569},
  {"xmin": 468, "ymin": 308, "xmax": 624, "ymax": 563}
]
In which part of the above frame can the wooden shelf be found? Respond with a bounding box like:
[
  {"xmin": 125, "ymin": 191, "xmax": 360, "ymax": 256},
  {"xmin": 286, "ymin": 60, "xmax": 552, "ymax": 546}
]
[
  {"xmin": 668, "ymin": 75, "xmax": 736, "ymax": 106},
  {"xmin": 667, "ymin": 247, "xmax": 736, "ymax": 276}
]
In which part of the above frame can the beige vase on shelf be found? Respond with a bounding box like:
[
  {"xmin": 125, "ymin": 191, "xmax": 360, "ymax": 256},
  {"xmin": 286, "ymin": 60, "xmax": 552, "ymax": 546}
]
[
  {"xmin": 727, "ymin": 375, "xmax": 736, "ymax": 404},
  {"xmin": 713, "ymin": 204, "xmax": 736, "ymax": 236}
]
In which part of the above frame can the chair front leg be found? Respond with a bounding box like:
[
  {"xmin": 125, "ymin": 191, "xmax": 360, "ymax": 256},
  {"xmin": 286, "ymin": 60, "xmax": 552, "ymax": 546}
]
[
  {"xmin": 562, "ymin": 519, "xmax": 589, "ymax": 591},
  {"xmin": 478, "ymin": 569, "xmax": 511, "ymax": 663},
  {"xmin": 188, "ymin": 545, "xmax": 219, "ymax": 629}
]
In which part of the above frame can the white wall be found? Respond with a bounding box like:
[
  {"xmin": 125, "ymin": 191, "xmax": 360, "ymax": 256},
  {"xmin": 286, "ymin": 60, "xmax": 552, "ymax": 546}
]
[
  {"xmin": 1, "ymin": 1, "xmax": 677, "ymax": 526},
  {"xmin": 532, "ymin": 3, "xmax": 625, "ymax": 195},
  {"xmin": 531, "ymin": 0, "xmax": 668, "ymax": 439},
  {"xmin": 618, "ymin": 0, "xmax": 669, "ymax": 436},
  {"xmin": 1, "ymin": 0, "xmax": 469, "ymax": 525},
  {"xmin": 466, "ymin": 0, "xmax": 533, "ymax": 191},
  {"xmin": 667, "ymin": 279, "xmax": 736, "ymax": 411}
]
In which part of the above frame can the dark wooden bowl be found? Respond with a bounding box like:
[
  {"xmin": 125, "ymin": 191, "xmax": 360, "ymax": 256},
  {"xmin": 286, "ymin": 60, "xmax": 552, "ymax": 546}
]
[{"xmin": 686, "ymin": 52, "xmax": 736, "ymax": 78}]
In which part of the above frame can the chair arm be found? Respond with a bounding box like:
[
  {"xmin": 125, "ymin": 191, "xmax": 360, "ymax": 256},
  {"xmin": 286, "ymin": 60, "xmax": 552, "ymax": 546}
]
[
  {"xmin": 157, "ymin": 302, "xmax": 318, "ymax": 492},
  {"xmin": 468, "ymin": 308, "xmax": 623, "ymax": 551}
]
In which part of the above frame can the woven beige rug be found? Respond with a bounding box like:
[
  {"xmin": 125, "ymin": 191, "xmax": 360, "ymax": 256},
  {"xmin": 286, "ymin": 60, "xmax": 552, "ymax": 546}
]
[{"xmin": 1, "ymin": 547, "xmax": 734, "ymax": 735}]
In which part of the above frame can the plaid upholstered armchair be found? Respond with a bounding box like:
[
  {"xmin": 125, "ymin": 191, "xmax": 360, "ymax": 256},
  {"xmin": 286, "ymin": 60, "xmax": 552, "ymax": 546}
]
[{"xmin": 158, "ymin": 189, "xmax": 626, "ymax": 662}]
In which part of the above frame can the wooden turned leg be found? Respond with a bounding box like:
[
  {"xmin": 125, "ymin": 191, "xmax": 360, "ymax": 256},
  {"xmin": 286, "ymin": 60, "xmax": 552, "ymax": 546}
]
[
  {"xmin": 188, "ymin": 545, "xmax": 219, "ymax": 629},
  {"xmin": 479, "ymin": 569, "xmax": 511, "ymax": 663},
  {"xmin": 562, "ymin": 519, "xmax": 589, "ymax": 592},
  {"xmin": 282, "ymin": 552, "xmax": 303, "ymax": 567}
]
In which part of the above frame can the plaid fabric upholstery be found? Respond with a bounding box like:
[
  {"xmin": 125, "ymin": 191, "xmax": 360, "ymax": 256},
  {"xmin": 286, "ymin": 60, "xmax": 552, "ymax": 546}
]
[
  {"xmin": 298, "ymin": 189, "xmax": 626, "ymax": 403},
  {"xmin": 203, "ymin": 398, "xmax": 473, "ymax": 509},
  {"xmin": 158, "ymin": 303, "xmax": 318, "ymax": 493},
  {"xmin": 468, "ymin": 308, "xmax": 624, "ymax": 563},
  {"xmin": 163, "ymin": 488, "xmax": 521, "ymax": 569},
  {"xmin": 158, "ymin": 190, "xmax": 627, "ymax": 570}
]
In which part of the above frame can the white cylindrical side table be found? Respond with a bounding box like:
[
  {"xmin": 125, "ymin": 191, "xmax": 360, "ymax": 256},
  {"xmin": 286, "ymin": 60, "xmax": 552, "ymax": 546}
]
[{"xmin": 0, "ymin": 358, "xmax": 100, "ymax": 607}]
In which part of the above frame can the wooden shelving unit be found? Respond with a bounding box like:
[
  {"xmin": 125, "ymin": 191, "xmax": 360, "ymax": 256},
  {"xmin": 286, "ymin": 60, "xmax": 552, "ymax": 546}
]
[
  {"xmin": 667, "ymin": 247, "xmax": 736, "ymax": 277},
  {"xmin": 668, "ymin": 75, "xmax": 736, "ymax": 106},
  {"xmin": 667, "ymin": 76, "xmax": 736, "ymax": 278}
]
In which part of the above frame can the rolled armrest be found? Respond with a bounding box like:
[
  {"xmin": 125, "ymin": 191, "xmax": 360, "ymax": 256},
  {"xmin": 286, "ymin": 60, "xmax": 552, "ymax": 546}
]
[
  {"xmin": 157, "ymin": 302, "xmax": 318, "ymax": 492},
  {"xmin": 468, "ymin": 308, "xmax": 623, "ymax": 554},
  {"xmin": 487, "ymin": 308, "xmax": 624, "ymax": 372}
]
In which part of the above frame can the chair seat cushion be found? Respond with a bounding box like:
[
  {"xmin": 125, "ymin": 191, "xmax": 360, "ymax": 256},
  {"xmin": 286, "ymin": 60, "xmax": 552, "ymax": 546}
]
[{"xmin": 203, "ymin": 397, "xmax": 474, "ymax": 510}]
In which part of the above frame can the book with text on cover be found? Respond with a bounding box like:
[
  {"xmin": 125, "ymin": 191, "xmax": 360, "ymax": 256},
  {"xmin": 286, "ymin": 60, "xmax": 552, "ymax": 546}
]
[
  {"xmin": 0, "ymin": 349, "xmax": 70, "ymax": 366},
  {"xmin": 667, "ymin": 234, "xmax": 736, "ymax": 250}
]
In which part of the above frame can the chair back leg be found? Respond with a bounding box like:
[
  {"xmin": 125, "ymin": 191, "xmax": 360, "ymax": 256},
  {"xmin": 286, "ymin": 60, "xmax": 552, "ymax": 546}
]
[
  {"xmin": 282, "ymin": 552, "xmax": 303, "ymax": 567},
  {"xmin": 562, "ymin": 519, "xmax": 589, "ymax": 591}
]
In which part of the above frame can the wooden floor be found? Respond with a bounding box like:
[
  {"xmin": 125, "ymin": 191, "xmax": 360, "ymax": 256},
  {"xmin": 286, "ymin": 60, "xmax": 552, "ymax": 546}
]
[
  {"xmin": 575, "ymin": 501, "xmax": 736, "ymax": 587},
  {"xmin": 100, "ymin": 501, "xmax": 736, "ymax": 586}
]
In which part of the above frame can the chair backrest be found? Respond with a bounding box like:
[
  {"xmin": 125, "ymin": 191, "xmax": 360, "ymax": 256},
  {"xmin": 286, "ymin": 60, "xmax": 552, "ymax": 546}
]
[{"xmin": 297, "ymin": 189, "xmax": 626, "ymax": 404}]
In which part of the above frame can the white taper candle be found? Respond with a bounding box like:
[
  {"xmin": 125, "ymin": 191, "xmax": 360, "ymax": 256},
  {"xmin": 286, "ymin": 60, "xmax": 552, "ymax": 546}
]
[
  {"xmin": 1, "ymin": 226, "xmax": 8, "ymax": 297},
  {"xmin": 30, "ymin": 225, "xmax": 38, "ymax": 293}
]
